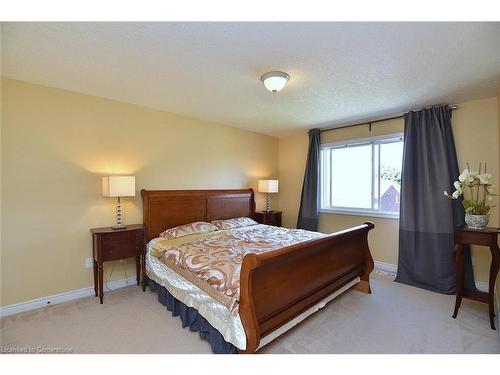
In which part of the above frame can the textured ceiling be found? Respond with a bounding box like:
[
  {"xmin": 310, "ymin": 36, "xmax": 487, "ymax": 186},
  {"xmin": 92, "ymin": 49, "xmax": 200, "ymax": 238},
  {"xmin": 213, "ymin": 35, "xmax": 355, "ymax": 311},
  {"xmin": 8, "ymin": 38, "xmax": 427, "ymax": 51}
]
[{"xmin": 2, "ymin": 22, "xmax": 500, "ymax": 137}]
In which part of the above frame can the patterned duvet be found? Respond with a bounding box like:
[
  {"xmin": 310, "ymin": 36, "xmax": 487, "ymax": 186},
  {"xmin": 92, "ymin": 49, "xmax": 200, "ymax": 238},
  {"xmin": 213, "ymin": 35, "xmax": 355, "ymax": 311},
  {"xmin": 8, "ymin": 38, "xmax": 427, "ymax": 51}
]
[{"xmin": 150, "ymin": 224, "xmax": 324, "ymax": 314}]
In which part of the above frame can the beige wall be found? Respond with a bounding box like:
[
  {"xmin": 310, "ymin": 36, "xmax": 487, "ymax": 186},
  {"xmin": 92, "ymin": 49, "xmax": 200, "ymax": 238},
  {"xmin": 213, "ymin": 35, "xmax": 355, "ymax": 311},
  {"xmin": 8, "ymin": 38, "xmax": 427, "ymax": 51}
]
[
  {"xmin": 1, "ymin": 76, "xmax": 498, "ymax": 307},
  {"xmin": 0, "ymin": 78, "xmax": 279, "ymax": 306},
  {"xmin": 453, "ymin": 97, "xmax": 499, "ymax": 282},
  {"xmin": 279, "ymin": 97, "xmax": 499, "ymax": 283},
  {"xmin": 497, "ymin": 87, "xmax": 500, "ymax": 322}
]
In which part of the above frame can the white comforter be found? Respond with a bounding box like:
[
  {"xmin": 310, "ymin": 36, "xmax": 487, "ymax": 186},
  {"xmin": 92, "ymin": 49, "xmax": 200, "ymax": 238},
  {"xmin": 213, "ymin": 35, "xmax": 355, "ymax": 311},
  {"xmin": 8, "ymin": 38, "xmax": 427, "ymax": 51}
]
[{"xmin": 146, "ymin": 239, "xmax": 247, "ymax": 350}]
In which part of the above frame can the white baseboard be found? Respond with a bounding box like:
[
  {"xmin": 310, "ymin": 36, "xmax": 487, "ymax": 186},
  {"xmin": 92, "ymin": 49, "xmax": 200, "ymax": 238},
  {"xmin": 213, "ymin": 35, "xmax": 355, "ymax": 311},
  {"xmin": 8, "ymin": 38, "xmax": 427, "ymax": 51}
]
[
  {"xmin": 373, "ymin": 261, "xmax": 489, "ymax": 293},
  {"xmin": 0, "ymin": 276, "xmax": 137, "ymax": 318},
  {"xmin": 474, "ymin": 281, "xmax": 489, "ymax": 293},
  {"xmin": 374, "ymin": 260, "xmax": 398, "ymax": 277},
  {"xmin": 1, "ymin": 262, "xmax": 495, "ymax": 322}
]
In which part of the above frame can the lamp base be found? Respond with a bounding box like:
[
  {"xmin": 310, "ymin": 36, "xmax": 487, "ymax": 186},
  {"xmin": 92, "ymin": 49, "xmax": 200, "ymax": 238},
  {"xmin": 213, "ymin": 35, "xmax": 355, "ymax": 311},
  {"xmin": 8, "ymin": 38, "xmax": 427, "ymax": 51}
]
[
  {"xmin": 112, "ymin": 197, "xmax": 126, "ymax": 230},
  {"xmin": 265, "ymin": 193, "xmax": 272, "ymax": 212}
]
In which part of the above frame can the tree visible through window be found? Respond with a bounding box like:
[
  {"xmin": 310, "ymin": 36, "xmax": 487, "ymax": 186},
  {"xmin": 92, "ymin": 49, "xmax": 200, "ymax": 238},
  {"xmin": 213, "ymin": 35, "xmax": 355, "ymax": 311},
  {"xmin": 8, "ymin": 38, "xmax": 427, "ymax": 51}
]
[{"xmin": 320, "ymin": 134, "xmax": 403, "ymax": 217}]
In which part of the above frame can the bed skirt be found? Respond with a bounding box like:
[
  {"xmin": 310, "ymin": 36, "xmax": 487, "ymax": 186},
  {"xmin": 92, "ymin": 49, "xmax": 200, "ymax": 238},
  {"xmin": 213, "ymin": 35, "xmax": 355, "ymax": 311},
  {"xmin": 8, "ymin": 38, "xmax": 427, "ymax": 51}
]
[{"xmin": 148, "ymin": 279, "xmax": 238, "ymax": 354}]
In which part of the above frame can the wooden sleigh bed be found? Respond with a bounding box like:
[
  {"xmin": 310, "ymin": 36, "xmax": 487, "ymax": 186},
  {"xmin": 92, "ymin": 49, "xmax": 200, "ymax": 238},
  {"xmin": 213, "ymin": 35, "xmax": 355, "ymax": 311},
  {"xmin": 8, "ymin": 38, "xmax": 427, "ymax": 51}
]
[{"xmin": 141, "ymin": 188, "xmax": 375, "ymax": 353}]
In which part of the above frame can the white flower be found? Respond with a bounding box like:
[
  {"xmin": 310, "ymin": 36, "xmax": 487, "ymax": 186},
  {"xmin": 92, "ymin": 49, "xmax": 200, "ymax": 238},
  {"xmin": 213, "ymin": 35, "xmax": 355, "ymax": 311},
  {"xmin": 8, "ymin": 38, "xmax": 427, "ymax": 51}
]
[
  {"xmin": 466, "ymin": 172, "xmax": 478, "ymax": 184},
  {"xmin": 453, "ymin": 181, "xmax": 463, "ymax": 195},
  {"xmin": 458, "ymin": 169, "xmax": 470, "ymax": 183},
  {"xmin": 445, "ymin": 166, "xmax": 496, "ymax": 207},
  {"xmin": 478, "ymin": 173, "xmax": 492, "ymax": 184},
  {"xmin": 458, "ymin": 169, "xmax": 477, "ymax": 183}
]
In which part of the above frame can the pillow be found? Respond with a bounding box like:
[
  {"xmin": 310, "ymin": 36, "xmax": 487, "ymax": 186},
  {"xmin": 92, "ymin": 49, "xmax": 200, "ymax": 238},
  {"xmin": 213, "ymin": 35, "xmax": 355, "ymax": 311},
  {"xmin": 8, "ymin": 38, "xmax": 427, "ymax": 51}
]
[
  {"xmin": 211, "ymin": 217, "xmax": 258, "ymax": 230},
  {"xmin": 160, "ymin": 221, "xmax": 218, "ymax": 240}
]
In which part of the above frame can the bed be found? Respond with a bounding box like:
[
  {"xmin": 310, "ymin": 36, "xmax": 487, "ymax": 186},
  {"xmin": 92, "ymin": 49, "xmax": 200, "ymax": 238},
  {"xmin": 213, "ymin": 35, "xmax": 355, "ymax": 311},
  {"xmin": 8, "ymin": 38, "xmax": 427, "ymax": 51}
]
[{"xmin": 141, "ymin": 188, "xmax": 375, "ymax": 353}]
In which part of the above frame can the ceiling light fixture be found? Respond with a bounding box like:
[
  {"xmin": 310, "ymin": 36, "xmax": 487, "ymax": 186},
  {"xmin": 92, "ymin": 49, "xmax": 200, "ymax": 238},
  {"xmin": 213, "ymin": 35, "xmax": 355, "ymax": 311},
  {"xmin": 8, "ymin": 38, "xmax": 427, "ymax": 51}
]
[{"xmin": 260, "ymin": 71, "xmax": 290, "ymax": 93}]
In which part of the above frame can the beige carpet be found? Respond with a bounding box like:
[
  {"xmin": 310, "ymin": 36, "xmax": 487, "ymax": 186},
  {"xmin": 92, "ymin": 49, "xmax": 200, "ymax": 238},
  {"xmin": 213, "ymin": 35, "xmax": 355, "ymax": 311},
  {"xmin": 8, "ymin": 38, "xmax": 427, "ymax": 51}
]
[{"xmin": 1, "ymin": 273, "xmax": 499, "ymax": 354}]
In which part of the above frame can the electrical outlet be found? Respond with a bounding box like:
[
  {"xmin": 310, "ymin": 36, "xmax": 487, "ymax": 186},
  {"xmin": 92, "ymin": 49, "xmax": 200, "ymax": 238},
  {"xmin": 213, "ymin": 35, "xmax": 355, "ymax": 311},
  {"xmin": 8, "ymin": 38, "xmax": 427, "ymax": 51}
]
[{"xmin": 84, "ymin": 258, "xmax": 93, "ymax": 269}]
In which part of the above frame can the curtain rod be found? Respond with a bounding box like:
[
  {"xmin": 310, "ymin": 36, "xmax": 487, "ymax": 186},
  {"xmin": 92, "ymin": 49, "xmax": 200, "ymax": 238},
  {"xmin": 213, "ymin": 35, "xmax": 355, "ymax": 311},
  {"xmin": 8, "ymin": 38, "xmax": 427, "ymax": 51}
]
[{"xmin": 319, "ymin": 104, "xmax": 458, "ymax": 133}]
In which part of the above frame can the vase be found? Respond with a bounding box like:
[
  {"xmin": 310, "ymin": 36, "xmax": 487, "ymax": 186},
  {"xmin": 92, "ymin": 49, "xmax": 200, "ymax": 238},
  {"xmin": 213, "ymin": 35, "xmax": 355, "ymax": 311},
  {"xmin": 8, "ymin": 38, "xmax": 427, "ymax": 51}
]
[{"xmin": 465, "ymin": 213, "xmax": 489, "ymax": 230}]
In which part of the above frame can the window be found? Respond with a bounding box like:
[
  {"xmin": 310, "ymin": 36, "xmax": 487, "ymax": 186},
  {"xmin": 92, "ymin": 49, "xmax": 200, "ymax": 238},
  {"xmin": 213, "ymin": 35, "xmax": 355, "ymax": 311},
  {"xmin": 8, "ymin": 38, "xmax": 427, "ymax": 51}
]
[{"xmin": 320, "ymin": 133, "xmax": 404, "ymax": 219}]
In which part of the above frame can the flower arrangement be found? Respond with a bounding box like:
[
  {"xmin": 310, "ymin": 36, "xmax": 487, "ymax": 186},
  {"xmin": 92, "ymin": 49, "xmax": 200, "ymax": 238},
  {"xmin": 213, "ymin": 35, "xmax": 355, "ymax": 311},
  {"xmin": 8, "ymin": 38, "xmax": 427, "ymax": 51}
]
[{"xmin": 444, "ymin": 163, "xmax": 496, "ymax": 215}]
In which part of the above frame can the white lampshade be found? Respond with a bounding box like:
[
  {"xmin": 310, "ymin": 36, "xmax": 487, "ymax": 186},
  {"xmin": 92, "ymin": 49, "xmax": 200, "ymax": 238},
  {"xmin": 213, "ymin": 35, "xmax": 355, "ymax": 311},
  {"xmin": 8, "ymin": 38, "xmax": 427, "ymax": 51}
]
[
  {"xmin": 260, "ymin": 71, "xmax": 290, "ymax": 93},
  {"xmin": 102, "ymin": 176, "xmax": 136, "ymax": 197},
  {"xmin": 258, "ymin": 180, "xmax": 279, "ymax": 193}
]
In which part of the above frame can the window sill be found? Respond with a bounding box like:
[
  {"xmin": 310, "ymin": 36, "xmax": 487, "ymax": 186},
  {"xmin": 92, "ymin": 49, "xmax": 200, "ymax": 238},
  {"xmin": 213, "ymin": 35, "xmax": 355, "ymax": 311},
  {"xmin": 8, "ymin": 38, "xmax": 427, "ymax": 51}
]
[{"xmin": 319, "ymin": 208, "xmax": 399, "ymax": 220}]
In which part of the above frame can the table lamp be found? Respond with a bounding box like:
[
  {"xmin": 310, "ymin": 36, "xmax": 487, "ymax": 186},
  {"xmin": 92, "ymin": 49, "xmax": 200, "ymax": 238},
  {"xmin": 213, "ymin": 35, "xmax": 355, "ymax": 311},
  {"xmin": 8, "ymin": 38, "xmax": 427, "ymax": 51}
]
[
  {"xmin": 102, "ymin": 176, "xmax": 136, "ymax": 230},
  {"xmin": 258, "ymin": 179, "xmax": 279, "ymax": 212}
]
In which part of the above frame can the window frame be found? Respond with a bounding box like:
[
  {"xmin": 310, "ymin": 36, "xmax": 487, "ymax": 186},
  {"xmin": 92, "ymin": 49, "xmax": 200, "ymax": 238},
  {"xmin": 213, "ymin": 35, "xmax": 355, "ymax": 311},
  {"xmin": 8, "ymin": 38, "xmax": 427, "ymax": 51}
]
[{"xmin": 319, "ymin": 132, "xmax": 404, "ymax": 220}]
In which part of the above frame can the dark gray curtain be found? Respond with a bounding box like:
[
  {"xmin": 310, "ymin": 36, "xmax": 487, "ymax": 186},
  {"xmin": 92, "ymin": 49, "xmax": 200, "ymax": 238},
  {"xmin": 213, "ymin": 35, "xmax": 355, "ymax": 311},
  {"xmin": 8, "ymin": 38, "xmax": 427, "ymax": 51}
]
[
  {"xmin": 395, "ymin": 105, "xmax": 474, "ymax": 293},
  {"xmin": 297, "ymin": 129, "xmax": 321, "ymax": 231}
]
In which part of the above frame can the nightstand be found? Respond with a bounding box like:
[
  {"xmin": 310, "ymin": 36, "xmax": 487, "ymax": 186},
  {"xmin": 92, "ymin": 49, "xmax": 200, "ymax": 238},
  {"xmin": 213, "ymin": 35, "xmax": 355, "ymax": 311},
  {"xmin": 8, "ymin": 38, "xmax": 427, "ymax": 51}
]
[
  {"xmin": 254, "ymin": 211, "xmax": 282, "ymax": 227},
  {"xmin": 91, "ymin": 224, "xmax": 146, "ymax": 303},
  {"xmin": 452, "ymin": 225, "xmax": 499, "ymax": 330}
]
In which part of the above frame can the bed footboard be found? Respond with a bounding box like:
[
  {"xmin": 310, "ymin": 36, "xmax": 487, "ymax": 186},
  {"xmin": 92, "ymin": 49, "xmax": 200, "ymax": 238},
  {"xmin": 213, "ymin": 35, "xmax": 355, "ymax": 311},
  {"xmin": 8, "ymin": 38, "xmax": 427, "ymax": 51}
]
[{"xmin": 238, "ymin": 222, "xmax": 375, "ymax": 353}]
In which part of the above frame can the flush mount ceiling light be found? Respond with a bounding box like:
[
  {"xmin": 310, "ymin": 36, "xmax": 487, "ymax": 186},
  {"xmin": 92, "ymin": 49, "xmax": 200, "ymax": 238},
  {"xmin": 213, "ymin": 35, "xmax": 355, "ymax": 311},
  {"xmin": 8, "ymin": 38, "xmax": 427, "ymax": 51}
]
[{"xmin": 260, "ymin": 71, "xmax": 290, "ymax": 93}]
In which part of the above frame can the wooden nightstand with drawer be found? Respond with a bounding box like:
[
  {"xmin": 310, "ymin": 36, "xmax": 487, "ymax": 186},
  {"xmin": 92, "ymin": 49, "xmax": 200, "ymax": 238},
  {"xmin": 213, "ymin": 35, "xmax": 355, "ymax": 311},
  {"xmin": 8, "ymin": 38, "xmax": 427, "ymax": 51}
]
[
  {"xmin": 254, "ymin": 211, "xmax": 283, "ymax": 227},
  {"xmin": 91, "ymin": 224, "xmax": 146, "ymax": 303}
]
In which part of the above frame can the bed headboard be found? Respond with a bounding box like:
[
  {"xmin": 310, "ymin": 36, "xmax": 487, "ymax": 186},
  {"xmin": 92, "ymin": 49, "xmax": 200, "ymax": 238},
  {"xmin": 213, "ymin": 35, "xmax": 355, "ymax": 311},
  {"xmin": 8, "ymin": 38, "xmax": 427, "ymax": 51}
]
[{"xmin": 141, "ymin": 189, "xmax": 256, "ymax": 241}]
